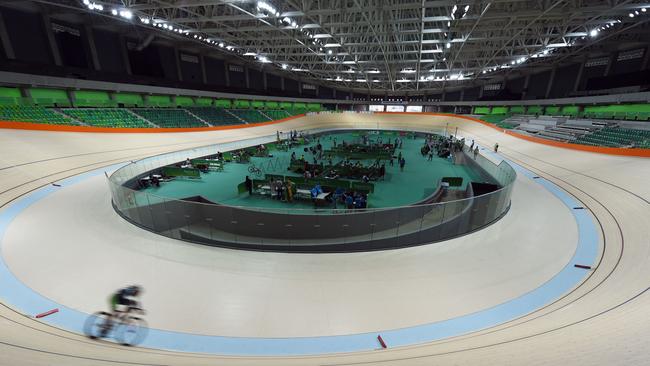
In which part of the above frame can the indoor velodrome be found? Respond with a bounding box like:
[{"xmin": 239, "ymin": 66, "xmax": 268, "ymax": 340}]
[{"xmin": 0, "ymin": 1, "xmax": 649, "ymax": 365}]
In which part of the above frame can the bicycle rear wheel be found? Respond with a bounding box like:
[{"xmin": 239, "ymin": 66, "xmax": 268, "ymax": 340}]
[
  {"xmin": 84, "ymin": 311, "xmax": 112, "ymax": 339},
  {"xmin": 115, "ymin": 316, "xmax": 148, "ymax": 346}
]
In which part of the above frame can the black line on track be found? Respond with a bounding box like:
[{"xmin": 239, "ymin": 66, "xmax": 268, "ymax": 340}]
[
  {"xmin": 315, "ymin": 130, "xmax": 635, "ymax": 365},
  {"xmin": 0, "ymin": 137, "xmax": 229, "ymax": 172},
  {"xmin": 317, "ymin": 151, "xmax": 619, "ymax": 360},
  {"xmin": 317, "ymin": 136, "xmax": 639, "ymax": 365},
  {"xmin": 0, "ymin": 340, "xmax": 171, "ymax": 366},
  {"xmin": 0, "ymin": 127, "xmax": 644, "ymax": 365},
  {"xmin": 322, "ymin": 287, "xmax": 650, "ymax": 366},
  {"xmin": 502, "ymin": 146, "xmax": 649, "ymax": 205}
]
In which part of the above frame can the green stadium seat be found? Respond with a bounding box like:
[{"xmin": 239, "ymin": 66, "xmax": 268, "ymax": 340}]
[
  {"xmin": 265, "ymin": 101, "xmax": 280, "ymax": 109},
  {"xmin": 250, "ymin": 100, "xmax": 265, "ymax": 109},
  {"xmin": 215, "ymin": 99, "xmax": 232, "ymax": 108},
  {"xmin": 509, "ymin": 106, "xmax": 525, "ymax": 114},
  {"xmin": 146, "ymin": 95, "xmax": 173, "ymax": 107},
  {"xmin": 265, "ymin": 110, "xmax": 292, "ymax": 120},
  {"xmin": 131, "ymin": 108, "xmax": 207, "ymax": 128},
  {"xmin": 491, "ymin": 106, "xmax": 508, "ymax": 114},
  {"xmin": 233, "ymin": 99, "xmax": 251, "ymax": 109},
  {"xmin": 175, "ymin": 96, "xmax": 195, "ymax": 107},
  {"xmin": 545, "ymin": 106, "xmax": 561, "ymax": 115},
  {"xmin": 29, "ymin": 88, "xmax": 71, "ymax": 107},
  {"xmin": 479, "ymin": 114, "xmax": 509, "ymax": 124},
  {"xmin": 561, "ymin": 106, "xmax": 579, "ymax": 117},
  {"xmin": 114, "ymin": 93, "xmax": 144, "ymax": 107},
  {"xmin": 473, "ymin": 106, "xmax": 491, "ymax": 114},
  {"xmin": 63, "ymin": 108, "xmax": 150, "ymax": 128},
  {"xmin": 574, "ymin": 127, "xmax": 650, "ymax": 148},
  {"xmin": 306, "ymin": 103, "xmax": 322, "ymax": 112},
  {"xmin": 72, "ymin": 90, "xmax": 115, "ymax": 107},
  {"xmin": 0, "ymin": 87, "xmax": 29, "ymax": 106},
  {"xmin": 227, "ymin": 109, "xmax": 271, "ymax": 123},
  {"xmin": 0, "ymin": 105, "xmax": 76, "ymax": 125},
  {"xmin": 195, "ymin": 97, "xmax": 213, "ymax": 106},
  {"xmin": 527, "ymin": 106, "xmax": 543, "ymax": 115},
  {"xmin": 185, "ymin": 107, "xmax": 243, "ymax": 126}
]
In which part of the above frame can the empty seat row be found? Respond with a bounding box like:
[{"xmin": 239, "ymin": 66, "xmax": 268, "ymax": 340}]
[
  {"xmin": 476, "ymin": 104, "xmax": 650, "ymax": 121},
  {"xmin": 574, "ymin": 127, "xmax": 650, "ymax": 148},
  {"xmin": 227, "ymin": 109, "xmax": 271, "ymax": 123},
  {"xmin": 63, "ymin": 109, "xmax": 151, "ymax": 128},
  {"xmin": 0, "ymin": 105, "xmax": 75, "ymax": 125},
  {"xmin": 264, "ymin": 110, "xmax": 292, "ymax": 120},
  {"xmin": 185, "ymin": 107, "xmax": 242, "ymax": 126},
  {"xmin": 130, "ymin": 109, "xmax": 208, "ymax": 128}
]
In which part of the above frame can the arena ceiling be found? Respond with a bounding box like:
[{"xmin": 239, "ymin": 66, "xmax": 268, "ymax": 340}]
[{"xmin": 37, "ymin": 0, "xmax": 650, "ymax": 94}]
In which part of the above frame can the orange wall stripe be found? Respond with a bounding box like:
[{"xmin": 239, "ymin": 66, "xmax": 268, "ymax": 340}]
[
  {"xmin": 0, "ymin": 114, "xmax": 305, "ymax": 133},
  {"xmin": 377, "ymin": 111, "xmax": 650, "ymax": 158},
  {"xmin": 2, "ymin": 111, "xmax": 648, "ymax": 157}
]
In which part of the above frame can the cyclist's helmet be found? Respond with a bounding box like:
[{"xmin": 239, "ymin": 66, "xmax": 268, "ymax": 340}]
[{"xmin": 126, "ymin": 285, "xmax": 142, "ymax": 296}]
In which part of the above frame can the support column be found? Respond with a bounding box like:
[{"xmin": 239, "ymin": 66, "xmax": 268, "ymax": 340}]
[
  {"xmin": 224, "ymin": 62, "xmax": 230, "ymax": 87},
  {"xmin": 641, "ymin": 45, "xmax": 650, "ymax": 71},
  {"xmin": 0, "ymin": 11, "xmax": 15, "ymax": 59},
  {"xmin": 244, "ymin": 66, "xmax": 250, "ymax": 89},
  {"xmin": 521, "ymin": 74, "xmax": 530, "ymax": 99},
  {"xmin": 603, "ymin": 51, "xmax": 616, "ymax": 77},
  {"xmin": 199, "ymin": 54, "xmax": 208, "ymax": 84},
  {"xmin": 174, "ymin": 48, "xmax": 183, "ymax": 81},
  {"xmin": 545, "ymin": 67, "xmax": 556, "ymax": 99},
  {"xmin": 573, "ymin": 58, "xmax": 586, "ymax": 93},
  {"xmin": 280, "ymin": 76, "xmax": 285, "ymax": 91},
  {"xmin": 459, "ymin": 89, "xmax": 465, "ymax": 102},
  {"xmin": 262, "ymin": 71, "xmax": 268, "ymax": 90},
  {"xmin": 118, "ymin": 35, "xmax": 132, "ymax": 75},
  {"xmin": 84, "ymin": 24, "xmax": 101, "ymax": 71},
  {"xmin": 42, "ymin": 14, "xmax": 62, "ymax": 66}
]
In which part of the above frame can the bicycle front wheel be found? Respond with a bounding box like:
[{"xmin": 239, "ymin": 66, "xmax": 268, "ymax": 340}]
[
  {"xmin": 115, "ymin": 316, "xmax": 148, "ymax": 346},
  {"xmin": 84, "ymin": 311, "xmax": 112, "ymax": 339}
]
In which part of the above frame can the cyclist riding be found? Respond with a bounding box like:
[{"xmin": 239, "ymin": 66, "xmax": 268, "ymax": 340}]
[
  {"xmin": 100, "ymin": 285, "xmax": 144, "ymax": 337},
  {"xmin": 110, "ymin": 285, "xmax": 143, "ymax": 314},
  {"xmin": 85, "ymin": 285, "xmax": 148, "ymax": 345}
]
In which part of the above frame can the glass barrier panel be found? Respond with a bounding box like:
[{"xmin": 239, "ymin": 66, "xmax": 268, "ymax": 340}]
[{"xmin": 107, "ymin": 128, "xmax": 517, "ymax": 251}]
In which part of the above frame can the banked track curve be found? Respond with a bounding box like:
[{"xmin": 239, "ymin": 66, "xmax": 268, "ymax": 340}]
[{"xmin": 0, "ymin": 113, "xmax": 648, "ymax": 366}]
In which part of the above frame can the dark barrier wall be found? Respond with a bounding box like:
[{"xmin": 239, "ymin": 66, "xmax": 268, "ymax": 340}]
[
  {"xmin": 2, "ymin": 7, "xmax": 52, "ymax": 65},
  {"xmin": 318, "ymin": 86, "xmax": 334, "ymax": 99},
  {"xmin": 179, "ymin": 52, "xmax": 202, "ymax": 83},
  {"xmin": 93, "ymin": 30, "xmax": 126, "ymax": 74},
  {"xmin": 52, "ymin": 20, "xmax": 90, "ymax": 69},
  {"xmin": 228, "ymin": 63, "xmax": 246, "ymax": 88},
  {"xmin": 205, "ymin": 57, "xmax": 226, "ymax": 86},
  {"xmin": 549, "ymin": 64, "xmax": 580, "ymax": 98},
  {"xmin": 526, "ymin": 70, "xmax": 551, "ymax": 99},
  {"xmin": 108, "ymin": 130, "xmax": 516, "ymax": 253},
  {"xmin": 248, "ymin": 69, "xmax": 264, "ymax": 91}
]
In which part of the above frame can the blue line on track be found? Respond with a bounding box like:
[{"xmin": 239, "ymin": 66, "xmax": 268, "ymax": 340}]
[{"xmin": 0, "ymin": 154, "xmax": 598, "ymax": 356}]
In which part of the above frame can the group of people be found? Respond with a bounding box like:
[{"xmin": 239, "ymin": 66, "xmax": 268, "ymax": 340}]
[
  {"xmin": 337, "ymin": 190, "xmax": 368, "ymax": 209},
  {"xmin": 245, "ymin": 175, "xmax": 295, "ymax": 202},
  {"xmin": 387, "ymin": 151, "xmax": 406, "ymax": 171}
]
